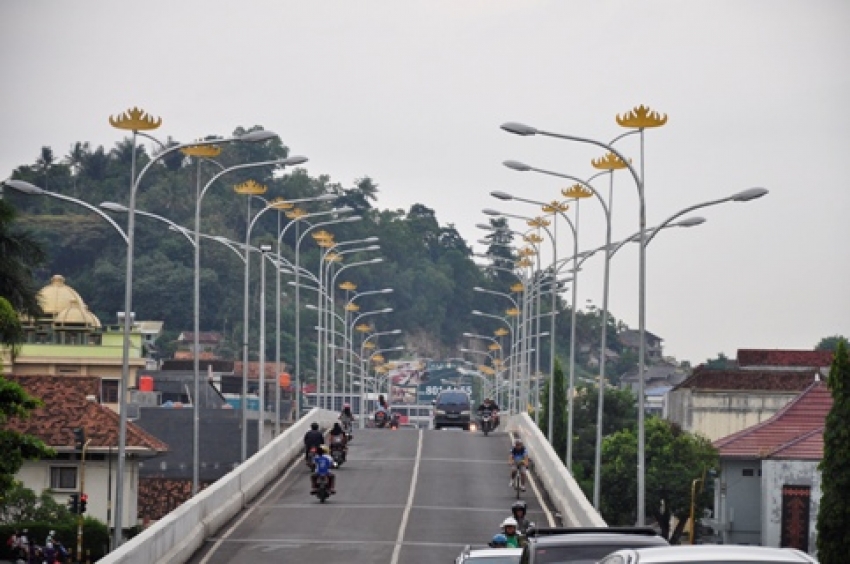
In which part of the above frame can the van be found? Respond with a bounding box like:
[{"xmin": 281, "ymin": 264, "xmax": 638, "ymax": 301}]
[{"xmin": 433, "ymin": 390, "xmax": 472, "ymax": 430}]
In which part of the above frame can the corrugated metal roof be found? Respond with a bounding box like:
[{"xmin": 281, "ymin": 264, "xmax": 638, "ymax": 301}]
[{"xmin": 713, "ymin": 381, "xmax": 831, "ymax": 460}]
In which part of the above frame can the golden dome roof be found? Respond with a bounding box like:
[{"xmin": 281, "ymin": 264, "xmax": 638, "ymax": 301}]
[
  {"xmin": 54, "ymin": 299, "xmax": 89, "ymax": 326},
  {"xmin": 38, "ymin": 275, "xmax": 86, "ymax": 315},
  {"xmin": 83, "ymin": 305, "xmax": 102, "ymax": 329}
]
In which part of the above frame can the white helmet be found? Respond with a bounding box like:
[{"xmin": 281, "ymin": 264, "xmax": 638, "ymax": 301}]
[{"xmin": 501, "ymin": 517, "xmax": 518, "ymax": 529}]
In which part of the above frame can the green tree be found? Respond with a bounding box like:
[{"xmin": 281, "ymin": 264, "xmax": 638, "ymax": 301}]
[
  {"xmin": 0, "ymin": 481, "xmax": 73, "ymax": 524},
  {"xmin": 816, "ymin": 335, "xmax": 849, "ymax": 353},
  {"xmin": 703, "ymin": 352, "xmax": 735, "ymax": 370},
  {"xmin": 600, "ymin": 417, "xmax": 717, "ymax": 542},
  {"xmin": 817, "ymin": 340, "xmax": 850, "ymax": 563},
  {"xmin": 539, "ymin": 358, "xmax": 567, "ymax": 459},
  {"xmin": 0, "ymin": 199, "xmax": 46, "ymax": 322},
  {"xmin": 570, "ymin": 384, "xmax": 637, "ymax": 499},
  {"xmin": 0, "ymin": 376, "xmax": 55, "ymax": 502}
]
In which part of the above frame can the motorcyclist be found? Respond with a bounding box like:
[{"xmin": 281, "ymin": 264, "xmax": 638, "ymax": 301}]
[
  {"xmin": 339, "ymin": 403, "xmax": 355, "ymax": 439},
  {"xmin": 509, "ymin": 438, "xmax": 529, "ymax": 492},
  {"xmin": 374, "ymin": 394, "xmax": 390, "ymax": 426},
  {"xmin": 488, "ymin": 533, "xmax": 508, "ymax": 548},
  {"xmin": 329, "ymin": 422, "xmax": 347, "ymax": 450},
  {"xmin": 310, "ymin": 445, "xmax": 336, "ymax": 495},
  {"xmin": 499, "ymin": 517, "xmax": 526, "ymax": 548},
  {"xmin": 477, "ymin": 397, "xmax": 500, "ymax": 429},
  {"xmin": 511, "ymin": 500, "xmax": 534, "ymax": 534},
  {"xmin": 303, "ymin": 422, "xmax": 324, "ymax": 462}
]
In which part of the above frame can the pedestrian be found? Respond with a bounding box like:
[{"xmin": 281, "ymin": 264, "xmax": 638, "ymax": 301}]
[{"xmin": 18, "ymin": 529, "xmax": 30, "ymax": 563}]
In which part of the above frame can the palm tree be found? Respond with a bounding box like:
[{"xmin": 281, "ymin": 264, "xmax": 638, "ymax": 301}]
[
  {"xmin": 0, "ymin": 199, "xmax": 46, "ymax": 321},
  {"xmin": 64, "ymin": 141, "xmax": 90, "ymax": 196},
  {"xmin": 34, "ymin": 146, "xmax": 55, "ymax": 191}
]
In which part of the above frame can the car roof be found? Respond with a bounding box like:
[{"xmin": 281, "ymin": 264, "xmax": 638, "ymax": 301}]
[
  {"xmin": 602, "ymin": 545, "xmax": 816, "ymax": 563},
  {"xmin": 466, "ymin": 548, "xmax": 524, "ymax": 557},
  {"xmin": 458, "ymin": 547, "xmax": 523, "ymax": 562},
  {"xmin": 529, "ymin": 528, "xmax": 668, "ymax": 548}
]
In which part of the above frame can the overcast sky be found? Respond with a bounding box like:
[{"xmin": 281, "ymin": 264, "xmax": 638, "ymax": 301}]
[{"xmin": 2, "ymin": 1, "xmax": 848, "ymax": 365}]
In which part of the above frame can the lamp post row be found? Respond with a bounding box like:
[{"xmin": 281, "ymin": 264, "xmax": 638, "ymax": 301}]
[{"xmin": 487, "ymin": 107, "xmax": 767, "ymax": 526}]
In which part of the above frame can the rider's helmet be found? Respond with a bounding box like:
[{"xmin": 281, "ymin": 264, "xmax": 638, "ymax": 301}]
[
  {"xmin": 501, "ymin": 517, "xmax": 519, "ymax": 532},
  {"xmin": 511, "ymin": 500, "xmax": 527, "ymax": 518},
  {"xmin": 484, "ymin": 397, "xmax": 492, "ymax": 403},
  {"xmin": 320, "ymin": 445, "xmax": 329, "ymax": 454},
  {"xmin": 311, "ymin": 422, "xmax": 319, "ymax": 431},
  {"xmin": 491, "ymin": 533, "xmax": 508, "ymax": 547}
]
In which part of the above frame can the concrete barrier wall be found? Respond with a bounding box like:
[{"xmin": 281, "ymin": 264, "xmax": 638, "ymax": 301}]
[
  {"xmin": 507, "ymin": 413, "xmax": 606, "ymax": 528},
  {"xmin": 99, "ymin": 408, "xmax": 338, "ymax": 564}
]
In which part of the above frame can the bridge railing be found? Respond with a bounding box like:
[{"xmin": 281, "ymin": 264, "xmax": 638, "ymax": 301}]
[
  {"xmin": 99, "ymin": 408, "xmax": 338, "ymax": 564},
  {"xmin": 506, "ymin": 413, "xmax": 606, "ymax": 527}
]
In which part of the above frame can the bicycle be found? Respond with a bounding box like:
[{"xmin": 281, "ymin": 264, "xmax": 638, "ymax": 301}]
[{"xmin": 511, "ymin": 461, "xmax": 527, "ymax": 499}]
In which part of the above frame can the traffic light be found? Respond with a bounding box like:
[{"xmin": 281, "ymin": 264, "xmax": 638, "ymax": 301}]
[
  {"xmin": 73, "ymin": 427, "xmax": 85, "ymax": 451},
  {"xmin": 67, "ymin": 493, "xmax": 79, "ymax": 514},
  {"xmin": 79, "ymin": 493, "xmax": 88, "ymax": 514}
]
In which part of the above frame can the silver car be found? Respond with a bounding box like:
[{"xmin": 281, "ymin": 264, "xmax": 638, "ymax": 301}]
[
  {"xmin": 456, "ymin": 546, "xmax": 523, "ymax": 564},
  {"xmin": 599, "ymin": 545, "xmax": 818, "ymax": 564}
]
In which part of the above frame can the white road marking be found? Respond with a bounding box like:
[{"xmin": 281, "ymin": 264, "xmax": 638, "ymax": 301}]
[
  {"xmin": 197, "ymin": 457, "xmax": 302, "ymax": 564},
  {"xmin": 390, "ymin": 429, "xmax": 423, "ymax": 564}
]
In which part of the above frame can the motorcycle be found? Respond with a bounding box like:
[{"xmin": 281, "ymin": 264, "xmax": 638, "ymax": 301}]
[
  {"xmin": 306, "ymin": 446, "xmax": 319, "ymax": 471},
  {"xmin": 479, "ymin": 410, "xmax": 493, "ymax": 436},
  {"xmin": 313, "ymin": 474, "xmax": 332, "ymax": 503},
  {"xmin": 330, "ymin": 435, "xmax": 347, "ymax": 466},
  {"xmin": 389, "ymin": 412, "xmax": 401, "ymax": 430},
  {"xmin": 340, "ymin": 418, "xmax": 354, "ymax": 442},
  {"xmin": 374, "ymin": 410, "xmax": 388, "ymax": 428}
]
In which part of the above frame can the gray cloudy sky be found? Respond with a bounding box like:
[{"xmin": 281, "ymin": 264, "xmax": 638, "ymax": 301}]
[{"xmin": 2, "ymin": 1, "xmax": 848, "ymax": 365}]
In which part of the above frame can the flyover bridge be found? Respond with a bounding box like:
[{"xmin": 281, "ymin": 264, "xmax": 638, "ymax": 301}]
[{"xmin": 101, "ymin": 411, "xmax": 604, "ymax": 564}]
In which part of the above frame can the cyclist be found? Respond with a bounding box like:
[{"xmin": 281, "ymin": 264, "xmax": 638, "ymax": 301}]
[{"xmin": 508, "ymin": 438, "xmax": 529, "ymax": 492}]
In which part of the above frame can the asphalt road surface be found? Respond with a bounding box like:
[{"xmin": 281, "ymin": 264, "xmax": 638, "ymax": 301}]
[{"xmin": 189, "ymin": 427, "xmax": 554, "ymax": 564}]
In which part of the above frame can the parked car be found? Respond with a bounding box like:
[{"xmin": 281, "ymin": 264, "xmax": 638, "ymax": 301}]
[
  {"xmin": 519, "ymin": 527, "xmax": 669, "ymax": 564},
  {"xmin": 456, "ymin": 546, "xmax": 523, "ymax": 563},
  {"xmin": 433, "ymin": 389, "xmax": 472, "ymax": 430},
  {"xmin": 598, "ymin": 545, "xmax": 818, "ymax": 564}
]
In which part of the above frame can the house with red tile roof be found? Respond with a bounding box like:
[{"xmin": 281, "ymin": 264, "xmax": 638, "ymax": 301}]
[
  {"xmin": 666, "ymin": 349, "xmax": 832, "ymax": 441},
  {"xmin": 5, "ymin": 374, "xmax": 168, "ymax": 536},
  {"xmin": 705, "ymin": 380, "xmax": 830, "ymax": 557}
]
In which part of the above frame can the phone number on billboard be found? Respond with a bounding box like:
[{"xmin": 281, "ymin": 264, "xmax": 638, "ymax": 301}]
[{"xmin": 423, "ymin": 385, "xmax": 472, "ymax": 396}]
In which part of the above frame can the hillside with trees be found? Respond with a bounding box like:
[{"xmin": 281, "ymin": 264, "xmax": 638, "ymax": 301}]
[{"xmin": 5, "ymin": 127, "xmax": 643, "ymax": 384}]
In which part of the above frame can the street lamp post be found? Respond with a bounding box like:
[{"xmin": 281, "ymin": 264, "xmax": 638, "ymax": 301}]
[
  {"xmin": 107, "ymin": 108, "xmax": 277, "ymax": 545},
  {"xmin": 294, "ymin": 215, "xmax": 361, "ymax": 419},
  {"xmin": 501, "ymin": 112, "xmax": 658, "ymax": 524}
]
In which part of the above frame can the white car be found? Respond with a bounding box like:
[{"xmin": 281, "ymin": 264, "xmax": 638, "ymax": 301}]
[
  {"xmin": 599, "ymin": 545, "xmax": 818, "ymax": 564},
  {"xmin": 455, "ymin": 546, "xmax": 523, "ymax": 564}
]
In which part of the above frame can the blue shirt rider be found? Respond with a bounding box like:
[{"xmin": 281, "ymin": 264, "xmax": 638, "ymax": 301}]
[
  {"xmin": 509, "ymin": 439, "xmax": 529, "ymax": 491},
  {"xmin": 311, "ymin": 446, "xmax": 337, "ymax": 495}
]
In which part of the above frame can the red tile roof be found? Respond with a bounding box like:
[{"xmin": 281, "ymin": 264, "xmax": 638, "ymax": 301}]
[
  {"xmin": 5, "ymin": 374, "xmax": 168, "ymax": 453},
  {"xmin": 713, "ymin": 381, "xmax": 832, "ymax": 460},
  {"xmin": 675, "ymin": 366, "xmax": 817, "ymax": 392},
  {"xmin": 737, "ymin": 349, "xmax": 833, "ymax": 368}
]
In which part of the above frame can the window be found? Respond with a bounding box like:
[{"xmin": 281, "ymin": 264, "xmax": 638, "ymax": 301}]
[
  {"xmin": 743, "ymin": 468, "xmax": 756, "ymax": 477},
  {"xmin": 102, "ymin": 380, "xmax": 119, "ymax": 403},
  {"xmin": 50, "ymin": 466, "xmax": 78, "ymax": 490}
]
